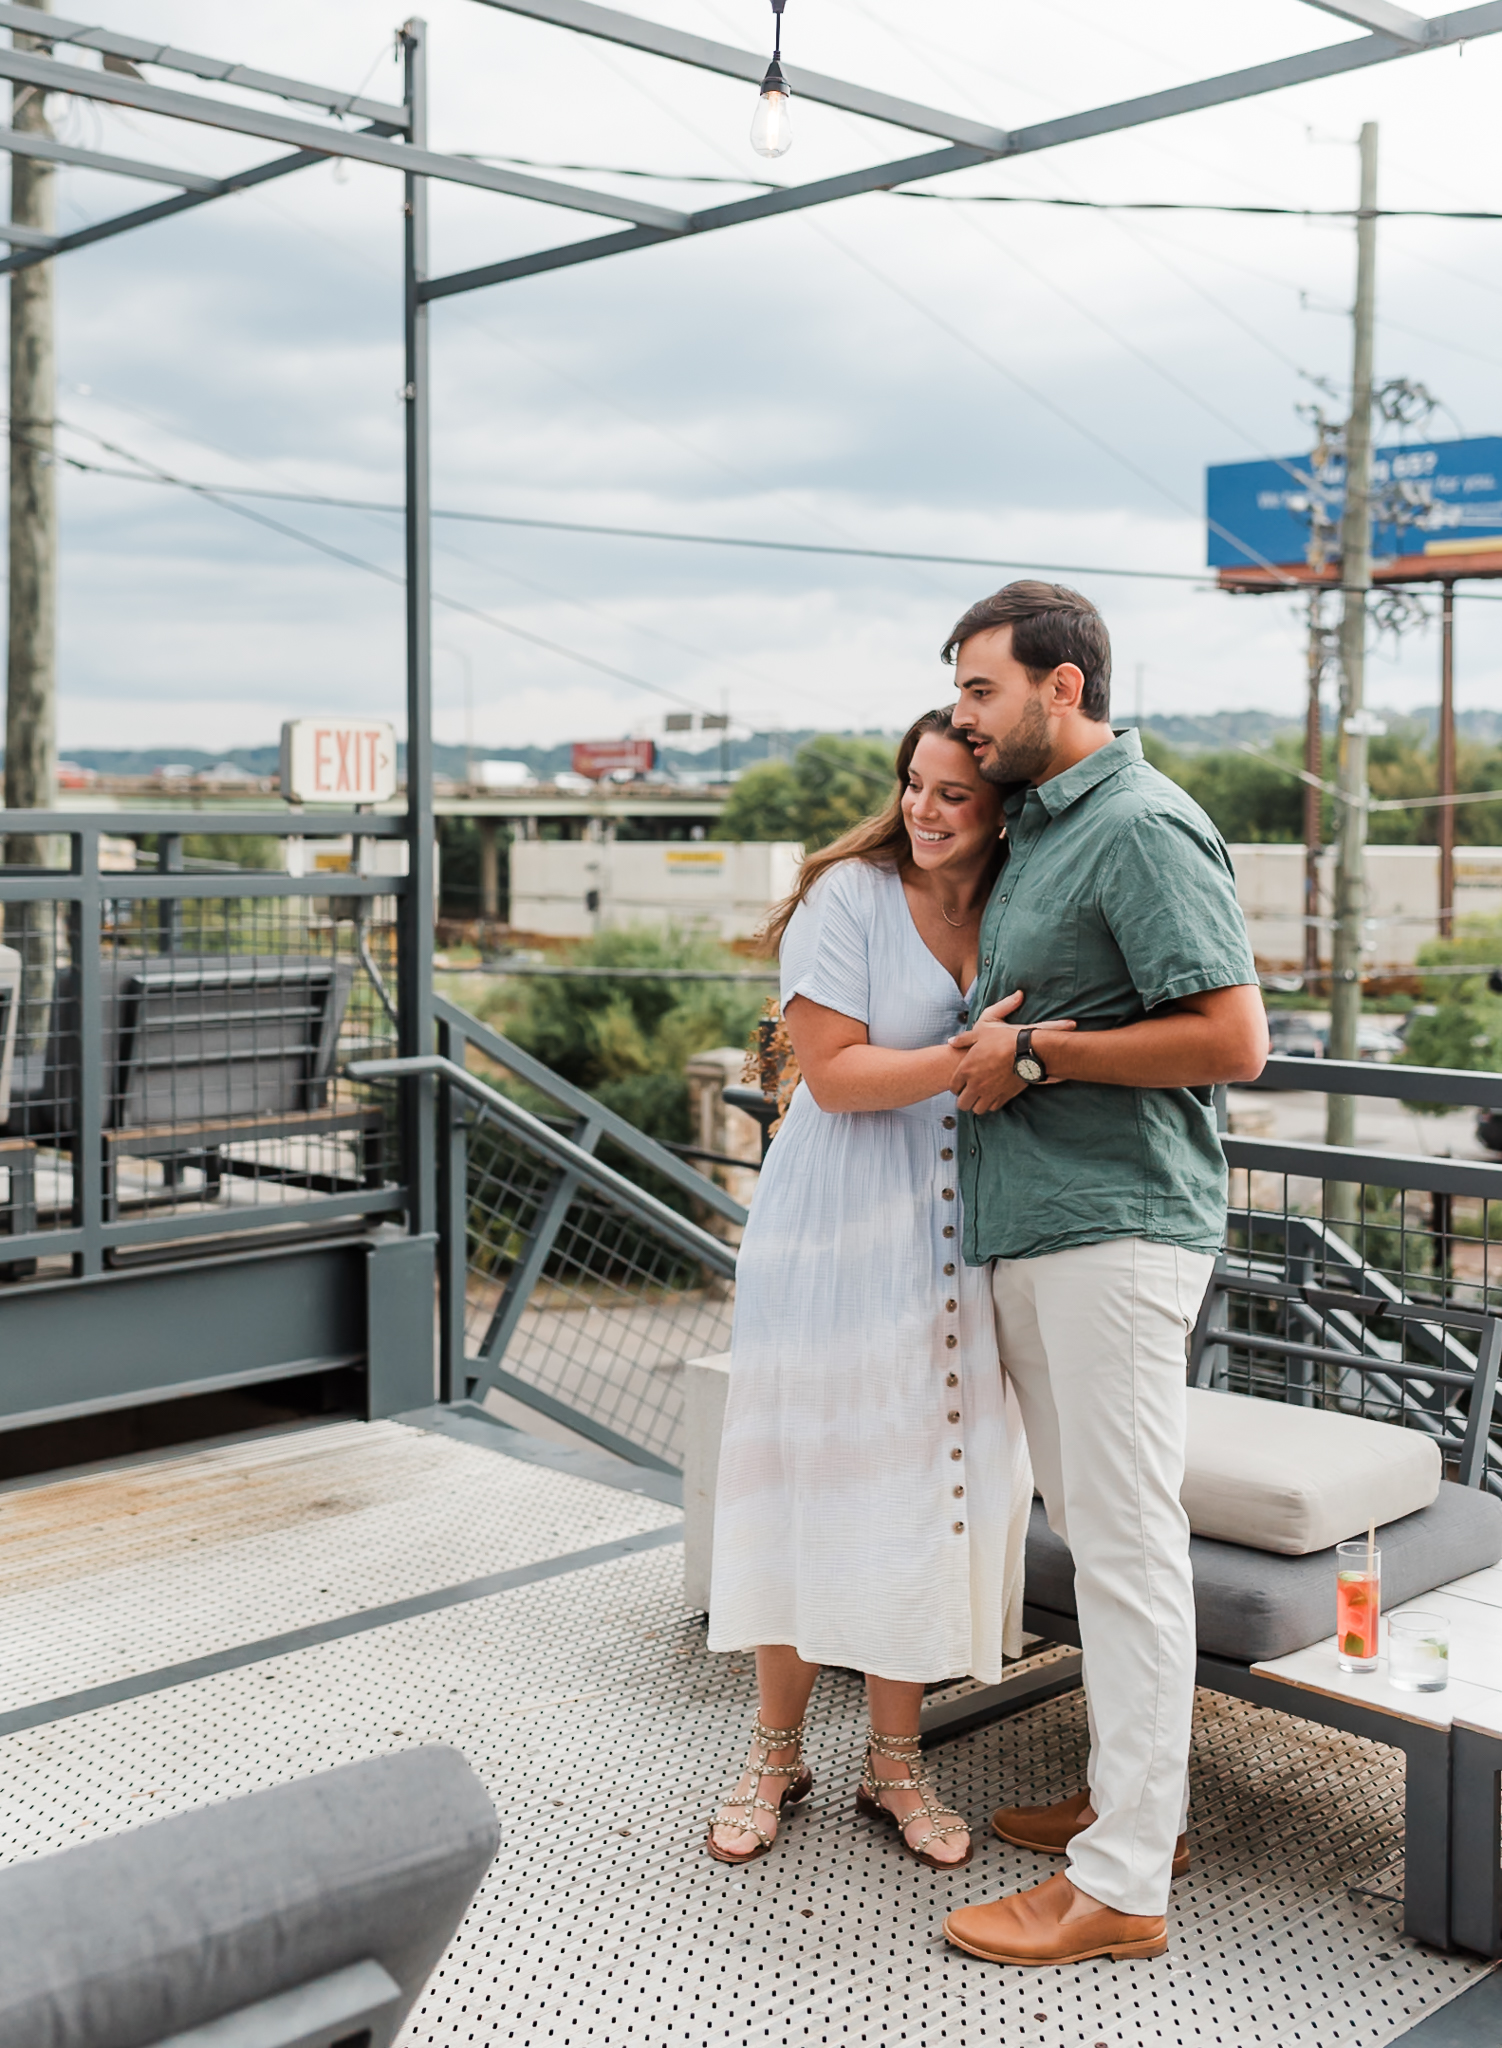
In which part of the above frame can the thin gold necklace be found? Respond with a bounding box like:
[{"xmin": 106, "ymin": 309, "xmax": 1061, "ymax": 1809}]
[{"xmin": 940, "ymin": 901, "xmax": 965, "ymax": 929}]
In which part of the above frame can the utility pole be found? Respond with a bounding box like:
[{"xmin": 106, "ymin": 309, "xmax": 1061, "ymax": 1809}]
[
  {"xmin": 3, "ymin": 0, "xmax": 57, "ymax": 1043},
  {"xmin": 1327, "ymin": 120, "xmax": 1378, "ymax": 1153},
  {"xmin": 1439, "ymin": 580, "xmax": 1456, "ymax": 938},
  {"xmin": 1303, "ymin": 591, "xmax": 1324, "ymax": 981}
]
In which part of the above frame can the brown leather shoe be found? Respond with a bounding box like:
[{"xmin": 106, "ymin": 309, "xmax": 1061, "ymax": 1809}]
[
  {"xmin": 943, "ymin": 1870, "xmax": 1168, "ymax": 1966},
  {"xmin": 991, "ymin": 1789, "xmax": 1190, "ymax": 1878}
]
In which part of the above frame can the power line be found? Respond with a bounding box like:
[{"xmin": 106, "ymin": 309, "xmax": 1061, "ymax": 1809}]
[
  {"xmin": 52, "ymin": 448, "xmax": 1216, "ymax": 585},
  {"xmin": 466, "ymin": 156, "xmax": 1502, "ymax": 221}
]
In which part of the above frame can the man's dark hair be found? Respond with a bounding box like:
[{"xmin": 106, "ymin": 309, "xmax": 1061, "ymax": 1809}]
[{"xmin": 940, "ymin": 580, "xmax": 1112, "ymax": 722}]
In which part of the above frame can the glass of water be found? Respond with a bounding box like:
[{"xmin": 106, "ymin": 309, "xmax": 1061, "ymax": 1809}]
[{"xmin": 1388, "ymin": 1611, "xmax": 1449, "ymax": 1693}]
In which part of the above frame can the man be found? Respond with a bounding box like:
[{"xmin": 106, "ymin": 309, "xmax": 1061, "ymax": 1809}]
[{"xmin": 937, "ymin": 582, "xmax": 1267, "ymax": 1968}]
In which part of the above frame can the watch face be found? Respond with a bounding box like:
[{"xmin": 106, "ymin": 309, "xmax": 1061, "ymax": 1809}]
[{"xmin": 1016, "ymin": 1055, "xmax": 1045, "ymax": 1084}]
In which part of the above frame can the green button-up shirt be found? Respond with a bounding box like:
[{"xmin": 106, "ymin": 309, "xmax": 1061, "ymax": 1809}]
[{"xmin": 960, "ymin": 728, "xmax": 1258, "ymax": 1265}]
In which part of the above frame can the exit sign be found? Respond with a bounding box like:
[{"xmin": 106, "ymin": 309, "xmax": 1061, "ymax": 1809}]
[{"xmin": 279, "ymin": 719, "xmax": 398, "ymax": 803}]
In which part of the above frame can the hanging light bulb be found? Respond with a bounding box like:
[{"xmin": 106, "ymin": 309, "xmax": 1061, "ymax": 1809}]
[{"xmin": 751, "ymin": 0, "xmax": 792, "ymax": 158}]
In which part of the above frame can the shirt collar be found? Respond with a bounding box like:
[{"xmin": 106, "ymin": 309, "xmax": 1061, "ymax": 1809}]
[{"xmin": 1006, "ymin": 727, "xmax": 1142, "ymax": 821}]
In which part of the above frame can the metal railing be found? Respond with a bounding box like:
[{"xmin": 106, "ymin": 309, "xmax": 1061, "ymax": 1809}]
[
  {"xmin": 351, "ymin": 994, "xmax": 749, "ymax": 1473},
  {"xmin": 1208, "ymin": 1053, "xmax": 1502, "ymax": 1493},
  {"xmin": 0, "ymin": 814, "xmax": 409, "ymax": 1280}
]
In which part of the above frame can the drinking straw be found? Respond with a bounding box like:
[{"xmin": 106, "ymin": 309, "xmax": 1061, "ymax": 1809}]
[{"xmin": 1367, "ymin": 1520, "xmax": 1375, "ymax": 1577}]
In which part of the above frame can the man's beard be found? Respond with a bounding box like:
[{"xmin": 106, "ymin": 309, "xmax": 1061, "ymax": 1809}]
[{"xmin": 973, "ymin": 690, "xmax": 1053, "ymax": 787}]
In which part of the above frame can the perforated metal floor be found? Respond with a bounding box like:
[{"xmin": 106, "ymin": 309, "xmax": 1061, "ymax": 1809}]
[{"xmin": 0, "ymin": 1422, "xmax": 1489, "ymax": 2046}]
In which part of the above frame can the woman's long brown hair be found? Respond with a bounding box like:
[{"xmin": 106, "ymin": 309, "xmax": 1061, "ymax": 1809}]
[{"xmin": 758, "ymin": 706, "xmax": 988, "ymax": 954}]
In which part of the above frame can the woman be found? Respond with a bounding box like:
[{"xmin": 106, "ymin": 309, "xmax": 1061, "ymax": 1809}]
[{"xmin": 706, "ymin": 706, "xmax": 1034, "ymax": 1870}]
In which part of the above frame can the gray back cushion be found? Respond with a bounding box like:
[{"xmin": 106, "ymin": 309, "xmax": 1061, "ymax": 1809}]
[
  {"xmin": 0, "ymin": 1744, "xmax": 498, "ymax": 2048},
  {"xmin": 1026, "ymin": 1480, "xmax": 1502, "ymax": 1662}
]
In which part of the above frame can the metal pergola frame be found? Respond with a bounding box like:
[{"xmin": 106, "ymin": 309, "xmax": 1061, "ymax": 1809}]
[{"xmin": 2, "ymin": 0, "xmax": 1499, "ymax": 1253}]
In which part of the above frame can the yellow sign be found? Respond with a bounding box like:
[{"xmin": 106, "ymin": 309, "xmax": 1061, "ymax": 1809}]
[{"xmin": 665, "ymin": 847, "xmax": 726, "ymax": 874}]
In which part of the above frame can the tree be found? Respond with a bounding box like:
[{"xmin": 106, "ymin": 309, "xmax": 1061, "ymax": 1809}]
[
  {"xmin": 714, "ymin": 735, "xmax": 895, "ymax": 846},
  {"xmin": 1399, "ymin": 920, "xmax": 1502, "ymax": 1111},
  {"xmin": 713, "ymin": 760, "xmax": 801, "ymax": 843}
]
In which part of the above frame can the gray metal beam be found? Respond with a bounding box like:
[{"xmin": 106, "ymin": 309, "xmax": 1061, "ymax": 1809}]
[
  {"xmin": 0, "ymin": 1, "xmax": 410, "ymax": 127},
  {"xmin": 0, "ymin": 122, "xmax": 222, "ymax": 189},
  {"xmin": 469, "ymin": 0, "xmax": 1007, "ymax": 151},
  {"xmin": 0, "ymin": 127, "xmax": 402, "ymax": 277},
  {"xmin": 0, "ymin": 46, "xmax": 691, "ymax": 228},
  {"xmin": 998, "ymin": 3, "xmax": 1502, "ymax": 158},
  {"xmin": 419, "ymin": 142, "xmax": 988, "ymax": 301},
  {"xmin": 421, "ymin": 3, "xmax": 1502, "ymax": 302},
  {"xmin": 1299, "ymin": 0, "xmax": 1430, "ymax": 41}
]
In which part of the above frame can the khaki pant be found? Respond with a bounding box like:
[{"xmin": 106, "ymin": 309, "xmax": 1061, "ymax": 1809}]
[{"xmin": 992, "ymin": 1237, "xmax": 1214, "ymax": 1915}]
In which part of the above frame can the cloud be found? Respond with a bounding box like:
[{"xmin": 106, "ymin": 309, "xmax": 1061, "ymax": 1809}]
[{"xmin": 21, "ymin": 0, "xmax": 1502, "ymax": 752}]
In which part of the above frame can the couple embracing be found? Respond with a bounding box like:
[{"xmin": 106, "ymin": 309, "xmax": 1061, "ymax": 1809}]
[{"xmin": 703, "ymin": 581, "xmax": 1268, "ymax": 1967}]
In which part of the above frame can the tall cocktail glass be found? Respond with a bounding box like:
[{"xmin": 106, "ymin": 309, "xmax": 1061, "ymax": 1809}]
[{"xmin": 1336, "ymin": 1539, "xmax": 1381, "ymax": 1674}]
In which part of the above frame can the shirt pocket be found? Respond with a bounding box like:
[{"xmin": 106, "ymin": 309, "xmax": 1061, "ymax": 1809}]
[{"xmin": 993, "ymin": 898, "xmax": 1080, "ymax": 1020}]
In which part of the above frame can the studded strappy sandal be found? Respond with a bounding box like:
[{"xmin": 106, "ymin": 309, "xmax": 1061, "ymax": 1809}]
[
  {"xmin": 856, "ymin": 1727, "xmax": 974, "ymax": 1871},
  {"xmin": 705, "ymin": 1717, "xmax": 814, "ymax": 1865}
]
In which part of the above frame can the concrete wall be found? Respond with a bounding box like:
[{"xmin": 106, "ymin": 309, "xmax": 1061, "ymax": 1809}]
[
  {"xmin": 509, "ymin": 838, "xmax": 802, "ymax": 942},
  {"xmin": 1229, "ymin": 843, "xmax": 1502, "ymax": 973}
]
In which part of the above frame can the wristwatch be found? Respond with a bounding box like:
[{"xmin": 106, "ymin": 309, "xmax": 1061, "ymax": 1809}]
[{"xmin": 1013, "ymin": 1026, "xmax": 1047, "ymax": 1086}]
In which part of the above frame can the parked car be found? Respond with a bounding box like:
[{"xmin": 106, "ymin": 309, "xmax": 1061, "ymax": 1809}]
[{"xmin": 1266, "ymin": 1012, "xmax": 1325, "ymax": 1060}]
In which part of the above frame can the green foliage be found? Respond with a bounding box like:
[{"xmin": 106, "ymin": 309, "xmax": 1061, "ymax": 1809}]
[
  {"xmin": 714, "ymin": 735, "xmax": 895, "ymax": 847},
  {"xmin": 1171, "ymin": 736, "xmax": 1307, "ymax": 844},
  {"xmin": 1398, "ymin": 917, "xmax": 1502, "ymax": 1110},
  {"xmin": 179, "ymin": 834, "xmax": 280, "ymax": 869},
  {"xmin": 713, "ymin": 759, "xmax": 802, "ymax": 843}
]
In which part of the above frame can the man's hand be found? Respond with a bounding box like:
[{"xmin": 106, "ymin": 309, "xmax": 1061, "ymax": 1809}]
[{"xmin": 949, "ymin": 997, "xmax": 1077, "ymax": 1114}]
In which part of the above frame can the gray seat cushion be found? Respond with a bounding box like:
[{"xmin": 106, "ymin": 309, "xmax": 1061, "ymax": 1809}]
[
  {"xmin": 0, "ymin": 1744, "xmax": 499, "ymax": 2048},
  {"xmin": 1025, "ymin": 1479, "xmax": 1502, "ymax": 1663}
]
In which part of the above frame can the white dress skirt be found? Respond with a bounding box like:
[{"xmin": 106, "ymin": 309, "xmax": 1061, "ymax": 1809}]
[{"xmin": 707, "ymin": 857, "xmax": 1032, "ymax": 1685}]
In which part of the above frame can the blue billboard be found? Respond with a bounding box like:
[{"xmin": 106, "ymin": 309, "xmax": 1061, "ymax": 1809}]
[{"xmin": 1206, "ymin": 436, "xmax": 1502, "ymax": 571}]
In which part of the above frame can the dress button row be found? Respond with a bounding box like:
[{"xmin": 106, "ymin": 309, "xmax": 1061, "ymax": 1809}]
[
  {"xmin": 946, "ymin": 1372, "xmax": 958, "ymax": 1387},
  {"xmin": 940, "ymin": 1147, "xmax": 953, "ymax": 1161},
  {"xmin": 943, "ymin": 1225, "xmax": 955, "ymax": 1239},
  {"xmin": 943, "ymin": 1262, "xmax": 955, "ymax": 1276},
  {"xmin": 941, "ymin": 1188, "xmax": 954, "ymax": 1201},
  {"xmin": 947, "ymin": 1410, "xmax": 960, "ymax": 1423},
  {"xmin": 953, "ymin": 1521, "xmax": 965, "ymax": 1533},
  {"xmin": 953, "ymin": 1485, "xmax": 965, "ymax": 1499},
  {"xmin": 945, "ymin": 1334, "xmax": 957, "ymax": 1350},
  {"xmin": 945, "ymin": 1298, "xmax": 957, "ymax": 1312},
  {"xmin": 942, "ymin": 1115, "xmax": 956, "ymax": 1130},
  {"xmin": 950, "ymin": 1448, "xmax": 962, "ymax": 1461}
]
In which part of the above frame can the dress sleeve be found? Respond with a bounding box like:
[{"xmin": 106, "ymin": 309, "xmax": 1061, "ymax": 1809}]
[{"xmin": 779, "ymin": 863, "xmax": 872, "ymax": 1025}]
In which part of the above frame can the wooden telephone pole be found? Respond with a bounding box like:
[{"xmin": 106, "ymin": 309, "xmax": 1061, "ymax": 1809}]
[
  {"xmin": 2, "ymin": 0, "xmax": 57, "ymax": 1028},
  {"xmin": 1327, "ymin": 120, "xmax": 1378, "ymax": 1152}
]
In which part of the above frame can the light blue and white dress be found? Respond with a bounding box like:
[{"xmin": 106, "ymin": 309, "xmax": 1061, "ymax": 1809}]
[{"xmin": 708, "ymin": 857, "xmax": 1031, "ymax": 1685}]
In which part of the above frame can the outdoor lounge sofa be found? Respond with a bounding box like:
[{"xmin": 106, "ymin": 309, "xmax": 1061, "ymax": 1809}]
[{"xmin": 0, "ymin": 1744, "xmax": 498, "ymax": 2048}]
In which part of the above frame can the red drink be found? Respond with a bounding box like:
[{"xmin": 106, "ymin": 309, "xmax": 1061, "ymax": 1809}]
[{"xmin": 1337, "ymin": 1570, "xmax": 1380, "ymax": 1670}]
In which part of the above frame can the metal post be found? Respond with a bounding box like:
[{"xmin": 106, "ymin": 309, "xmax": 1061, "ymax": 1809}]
[
  {"xmin": 1327, "ymin": 121, "xmax": 1378, "ymax": 1157},
  {"xmin": 478, "ymin": 817, "xmax": 499, "ymax": 921},
  {"xmin": 1303, "ymin": 589, "xmax": 1324, "ymax": 982},
  {"xmin": 1439, "ymin": 579, "xmax": 1456, "ymax": 941},
  {"xmin": 398, "ymin": 17, "xmax": 436, "ymax": 1242},
  {"xmin": 3, "ymin": 0, "xmax": 57, "ymax": 1048}
]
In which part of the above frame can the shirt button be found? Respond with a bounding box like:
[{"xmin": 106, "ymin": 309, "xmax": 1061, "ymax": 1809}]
[
  {"xmin": 950, "ymin": 1448, "xmax": 963, "ymax": 1461},
  {"xmin": 945, "ymin": 1334, "xmax": 958, "ymax": 1349},
  {"xmin": 941, "ymin": 1188, "xmax": 954, "ymax": 1201},
  {"xmin": 953, "ymin": 1485, "xmax": 965, "ymax": 1498},
  {"xmin": 969, "ymin": 1146, "xmax": 977, "ymax": 1156},
  {"xmin": 998, "ymin": 894, "xmax": 1008, "ymax": 904},
  {"xmin": 940, "ymin": 1147, "xmax": 953, "ymax": 1161},
  {"xmin": 942, "ymin": 1116, "xmax": 956, "ymax": 1129},
  {"xmin": 948, "ymin": 1410, "xmax": 960, "ymax": 1423},
  {"xmin": 953, "ymin": 1521, "xmax": 965, "ymax": 1533},
  {"xmin": 945, "ymin": 1298, "xmax": 957, "ymax": 1311},
  {"xmin": 943, "ymin": 1225, "xmax": 955, "ymax": 1239},
  {"xmin": 983, "ymin": 955, "xmax": 992, "ymax": 967},
  {"xmin": 945, "ymin": 1372, "xmax": 959, "ymax": 1387},
  {"xmin": 943, "ymin": 1262, "xmax": 955, "ymax": 1276}
]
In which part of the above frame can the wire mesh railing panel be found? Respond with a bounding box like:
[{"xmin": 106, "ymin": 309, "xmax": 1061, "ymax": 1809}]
[
  {"xmin": 1217, "ymin": 1157, "xmax": 1502, "ymax": 1486},
  {"xmin": 1, "ymin": 826, "xmax": 408, "ymax": 1278},
  {"xmin": 463, "ymin": 1111, "xmax": 733, "ymax": 1469}
]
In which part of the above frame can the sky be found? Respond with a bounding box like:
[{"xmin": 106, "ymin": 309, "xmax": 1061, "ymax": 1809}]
[{"xmin": 21, "ymin": 0, "xmax": 1502, "ymax": 756}]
